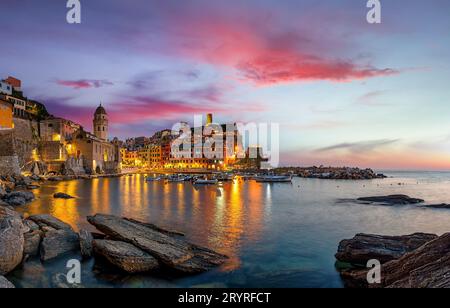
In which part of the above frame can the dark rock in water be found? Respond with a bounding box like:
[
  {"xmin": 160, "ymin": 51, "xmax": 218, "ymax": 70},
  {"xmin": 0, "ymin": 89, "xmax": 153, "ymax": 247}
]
[
  {"xmin": 87, "ymin": 214, "xmax": 227, "ymax": 274},
  {"xmin": 357, "ymin": 195, "xmax": 424, "ymax": 205},
  {"xmin": 79, "ymin": 229, "xmax": 94, "ymax": 258},
  {"xmin": 0, "ymin": 207, "xmax": 24, "ymax": 275},
  {"xmin": 125, "ymin": 218, "xmax": 185, "ymax": 237},
  {"xmin": 93, "ymin": 240, "xmax": 160, "ymax": 273},
  {"xmin": 336, "ymin": 233, "xmax": 437, "ymax": 265},
  {"xmin": 40, "ymin": 229, "xmax": 80, "ymax": 261},
  {"xmin": 53, "ymin": 192, "xmax": 75, "ymax": 199},
  {"xmin": 421, "ymin": 203, "xmax": 450, "ymax": 209},
  {"xmin": 339, "ymin": 233, "xmax": 450, "ymax": 288},
  {"xmin": 27, "ymin": 185, "xmax": 40, "ymax": 190},
  {"xmin": 29, "ymin": 214, "xmax": 73, "ymax": 231},
  {"xmin": 47, "ymin": 177, "xmax": 63, "ymax": 182},
  {"xmin": 24, "ymin": 230, "xmax": 42, "ymax": 257},
  {"xmin": 2, "ymin": 191, "xmax": 35, "ymax": 206},
  {"xmin": 0, "ymin": 275, "xmax": 15, "ymax": 288}
]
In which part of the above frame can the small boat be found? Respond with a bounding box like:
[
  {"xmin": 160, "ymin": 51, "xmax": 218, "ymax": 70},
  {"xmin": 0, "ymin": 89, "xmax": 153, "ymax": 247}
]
[
  {"xmin": 254, "ymin": 175, "xmax": 292, "ymax": 183},
  {"xmin": 168, "ymin": 176, "xmax": 186, "ymax": 182},
  {"xmin": 194, "ymin": 179, "xmax": 219, "ymax": 185},
  {"xmin": 145, "ymin": 176, "xmax": 161, "ymax": 182}
]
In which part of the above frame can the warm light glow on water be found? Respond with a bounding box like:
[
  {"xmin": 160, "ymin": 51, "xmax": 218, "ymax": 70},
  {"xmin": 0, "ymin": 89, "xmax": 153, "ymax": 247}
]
[{"xmin": 12, "ymin": 171, "xmax": 450, "ymax": 288}]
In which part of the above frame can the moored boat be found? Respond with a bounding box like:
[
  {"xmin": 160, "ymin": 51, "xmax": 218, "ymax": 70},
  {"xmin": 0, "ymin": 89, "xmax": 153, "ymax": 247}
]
[{"xmin": 254, "ymin": 175, "xmax": 292, "ymax": 183}]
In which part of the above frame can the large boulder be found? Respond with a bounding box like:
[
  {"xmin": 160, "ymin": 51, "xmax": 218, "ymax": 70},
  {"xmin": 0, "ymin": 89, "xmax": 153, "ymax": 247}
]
[
  {"xmin": 339, "ymin": 233, "xmax": 450, "ymax": 288},
  {"xmin": 357, "ymin": 195, "xmax": 424, "ymax": 205},
  {"xmin": 0, "ymin": 207, "xmax": 24, "ymax": 275},
  {"xmin": 93, "ymin": 240, "xmax": 159, "ymax": 273},
  {"xmin": 0, "ymin": 275, "xmax": 15, "ymax": 288},
  {"xmin": 40, "ymin": 229, "xmax": 80, "ymax": 261},
  {"xmin": 24, "ymin": 230, "xmax": 42, "ymax": 257},
  {"xmin": 2, "ymin": 191, "xmax": 35, "ymax": 206},
  {"xmin": 28, "ymin": 214, "xmax": 73, "ymax": 231},
  {"xmin": 336, "ymin": 233, "xmax": 438, "ymax": 265},
  {"xmin": 87, "ymin": 214, "xmax": 227, "ymax": 274}
]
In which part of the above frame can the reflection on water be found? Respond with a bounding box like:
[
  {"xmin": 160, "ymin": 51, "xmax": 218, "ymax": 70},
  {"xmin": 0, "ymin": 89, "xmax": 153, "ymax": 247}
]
[{"xmin": 12, "ymin": 171, "xmax": 450, "ymax": 288}]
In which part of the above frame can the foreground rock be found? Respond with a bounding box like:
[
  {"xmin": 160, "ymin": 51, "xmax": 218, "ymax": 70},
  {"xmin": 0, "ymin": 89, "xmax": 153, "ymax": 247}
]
[
  {"xmin": 1, "ymin": 191, "xmax": 35, "ymax": 206},
  {"xmin": 336, "ymin": 233, "xmax": 438, "ymax": 265},
  {"xmin": 357, "ymin": 195, "xmax": 424, "ymax": 205},
  {"xmin": 53, "ymin": 192, "xmax": 74, "ymax": 199},
  {"xmin": 29, "ymin": 214, "xmax": 74, "ymax": 231},
  {"xmin": 79, "ymin": 229, "xmax": 94, "ymax": 258},
  {"xmin": 0, "ymin": 207, "xmax": 24, "ymax": 275},
  {"xmin": 93, "ymin": 240, "xmax": 159, "ymax": 273},
  {"xmin": 338, "ymin": 233, "xmax": 450, "ymax": 288},
  {"xmin": 87, "ymin": 214, "xmax": 227, "ymax": 274},
  {"xmin": 40, "ymin": 229, "xmax": 80, "ymax": 261},
  {"xmin": 0, "ymin": 276, "xmax": 15, "ymax": 288},
  {"xmin": 24, "ymin": 230, "xmax": 42, "ymax": 257}
]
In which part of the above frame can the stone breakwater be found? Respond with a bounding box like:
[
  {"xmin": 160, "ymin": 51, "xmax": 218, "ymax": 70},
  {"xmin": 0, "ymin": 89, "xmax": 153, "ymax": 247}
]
[
  {"xmin": 274, "ymin": 167, "xmax": 386, "ymax": 180},
  {"xmin": 0, "ymin": 207, "xmax": 227, "ymax": 288}
]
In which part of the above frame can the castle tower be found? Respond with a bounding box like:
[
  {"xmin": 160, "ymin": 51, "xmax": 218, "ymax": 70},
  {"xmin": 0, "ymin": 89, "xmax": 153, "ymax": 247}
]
[{"xmin": 93, "ymin": 103, "xmax": 108, "ymax": 140}]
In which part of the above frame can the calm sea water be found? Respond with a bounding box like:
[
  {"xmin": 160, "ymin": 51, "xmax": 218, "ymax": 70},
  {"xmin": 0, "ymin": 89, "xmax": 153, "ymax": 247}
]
[{"xmin": 9, "ymin": 171, "xmax": 450, "ymax": 288}]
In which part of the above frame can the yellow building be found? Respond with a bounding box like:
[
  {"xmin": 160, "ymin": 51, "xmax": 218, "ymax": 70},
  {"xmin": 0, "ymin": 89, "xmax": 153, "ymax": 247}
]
[{"xmin": 0, "ymin": 98, "xmax": 13, "ymax": 129}]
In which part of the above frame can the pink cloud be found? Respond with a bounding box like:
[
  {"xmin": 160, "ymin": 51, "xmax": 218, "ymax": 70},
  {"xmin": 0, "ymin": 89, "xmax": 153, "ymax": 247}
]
[
  {"xmin": 56, "ymin": 79, "xmax": 114, "ymax": 89},
  {"xmin": 158, "ymin": 9, "xmax": 398, "ymax": 85}
]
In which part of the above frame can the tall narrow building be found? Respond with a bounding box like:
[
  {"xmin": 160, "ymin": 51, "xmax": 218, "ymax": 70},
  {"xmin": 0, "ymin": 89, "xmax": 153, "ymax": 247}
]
[{"xmin": 93, "ymin": 103, "xmax": 108, "ymax": 140}]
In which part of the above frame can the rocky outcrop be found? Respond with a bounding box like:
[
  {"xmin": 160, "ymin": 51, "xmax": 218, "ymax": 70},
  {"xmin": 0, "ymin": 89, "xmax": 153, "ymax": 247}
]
[
  {"xmin": 421, "ymin": 204, "xmax": 450, "ymax": 209},
  {"xmin": 357, "ymin": 195, "xmax": 424, "ymax": 205},
  {"xmin": 337, "ymin": 233, "xmax": 450, "ymax": 288},
  {"xmin": 1, "ymin": 191, "xmax": 35, "ymax": 206},
  {"xmin": 53, "ymin": 192, "xmax": 74, "ymax": 199},
  {"xmin": 336, "ymin": 233, "xmax": 438, "ymax": 265},
  {"xmin": 87, "ymin": 214, "xmax": 227, "ymax": 274},
  {"xmin": 28, "ymin": 214, "xmax": 73, "ymax": 231},
  {"xmin": 79, "ymin": 229, "xmax": 93, "ymax": 258},
  {"xmin": 93, "ymin": 240, "xmax": 160, "ymax": 273},
  {"xmin": 24, "ymin": 230, "xmax": 42, "ymax": 257},
  {"xmin": 0, "ymin": 207, "xmax": 24, "ymax": 275},
  {"xmin": 40, "ymin": 229, "xmax": 80, "ymax": 261},
  {"xmin": 0, "ymin": 276, "xmax": 15, "ymax": 288}
]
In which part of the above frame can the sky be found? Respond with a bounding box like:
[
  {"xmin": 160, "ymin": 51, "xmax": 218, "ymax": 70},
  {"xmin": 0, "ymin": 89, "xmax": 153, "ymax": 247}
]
[{"xmin": 1, "ymin": 0, "xmax": 450, "ymax": 170}]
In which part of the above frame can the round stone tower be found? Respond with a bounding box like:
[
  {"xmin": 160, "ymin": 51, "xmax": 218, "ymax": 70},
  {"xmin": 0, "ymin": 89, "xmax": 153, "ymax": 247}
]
[{"xmin": 93, "ymin": 103, "xmax": 108, "ymax": 140}]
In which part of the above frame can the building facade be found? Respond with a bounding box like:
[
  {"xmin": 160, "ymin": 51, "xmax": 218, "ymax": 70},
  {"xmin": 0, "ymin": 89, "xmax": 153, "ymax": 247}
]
[{"xmin": 0, "ymin": 99, "xmax": 13, "ymax": 129}]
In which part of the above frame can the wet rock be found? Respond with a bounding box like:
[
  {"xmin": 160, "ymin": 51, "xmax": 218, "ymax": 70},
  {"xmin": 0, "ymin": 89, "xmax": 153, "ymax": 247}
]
[
  {"xmin": 23, "ymin": 219, "xmax": 40, "ymax": 232},
  {"xmin": 93, "ymin": 240, "xmax": 160, "ymax": 273},
  {"xmin": 0, "ymin": 275, "xmax": 15, "ymax": 288},
  {"xmin": 357, "ymin": 195, "xmax": 424, "ymax": 205},
  {"xmin": 27, "ymin": 185, "xmax": 40, "ymax": 190},
  {"xmin": 24, "ymin": 230, "xmax": 42, "ymax": 257},
  {"xmin": 336, "ymin": 233, "xmax": 437, "ymax": 265},
  {"xmin": 40, "ymin": 229, "xmax": 80, "ymax": 261},
  {"xmin": 87, "ymin": 214, "xmax": 227, "ymax": 274},
  {"xmin": 29, "ymin": 214, "xmax": 73, "ymax": 231},
  {"xmin": 53, "ymin": 192, "xmax": 74, "ymax": 199},
  {"xmin": 421, "ymin": 203, "xmax": 450, "ymax": 209},
  {"xmin": 2, "ymin": 191, "xmax": 35, "ymax": 206},
  {"xmin": 47, "ymin": 177, "xmax": 63, "ymax": 182},
  {"xmin": 0, "ymin": 207, "xmax": 24, "ymax": 275},
  {"xmin": 339, "ymin": 233, "xmax": 450, "ymax": 288},
  {"xmin": 79, "ymin": 229, "xmax": 94, "ymax": 258}
]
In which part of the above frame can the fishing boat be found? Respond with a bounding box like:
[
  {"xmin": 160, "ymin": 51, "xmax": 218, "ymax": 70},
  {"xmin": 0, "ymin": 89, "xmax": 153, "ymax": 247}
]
[
  {"xmin": 193, "ymin": 178, "xmax": 219, "ymax": 185},
  {"xmin": 167, "ymin": 175, "xmax": 186, "ymax": 182},
  {"xmin": 145, "ymin": 176, "xmax": 161, "ymax": 182},
  {"xmin": 254, "ymin": 175, "xmax": 292, "ymax": 183}
]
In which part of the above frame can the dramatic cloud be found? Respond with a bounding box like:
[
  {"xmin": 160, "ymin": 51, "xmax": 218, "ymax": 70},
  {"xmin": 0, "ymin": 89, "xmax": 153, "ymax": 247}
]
[{"xmin": 55, "ymin": 79, "xmax": 114, "ymax": 89}]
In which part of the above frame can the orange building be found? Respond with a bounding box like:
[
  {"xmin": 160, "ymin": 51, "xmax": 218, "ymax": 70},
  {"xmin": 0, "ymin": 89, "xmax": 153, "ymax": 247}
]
[{"xmin": 0, "ymin": 98, "xmax": 13, "ymax": 129}]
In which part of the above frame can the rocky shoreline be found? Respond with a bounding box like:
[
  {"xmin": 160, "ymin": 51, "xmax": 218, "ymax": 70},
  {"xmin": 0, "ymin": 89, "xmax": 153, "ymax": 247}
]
[{"xmin": 0, "ymin": 207, "xmax": 227, "ymax": 288}]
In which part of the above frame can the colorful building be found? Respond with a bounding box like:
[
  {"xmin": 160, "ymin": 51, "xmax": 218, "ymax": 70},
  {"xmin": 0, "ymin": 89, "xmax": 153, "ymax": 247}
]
[{"xmin": 0, "ymin": 98, "xmax": 13, "ymax": 129}]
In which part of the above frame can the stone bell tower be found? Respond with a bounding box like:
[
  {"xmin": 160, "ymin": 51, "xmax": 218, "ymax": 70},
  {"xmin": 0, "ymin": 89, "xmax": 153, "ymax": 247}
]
[{"xmin": 93, "ymin": 103, "xmax": 108, "ymax": 140}]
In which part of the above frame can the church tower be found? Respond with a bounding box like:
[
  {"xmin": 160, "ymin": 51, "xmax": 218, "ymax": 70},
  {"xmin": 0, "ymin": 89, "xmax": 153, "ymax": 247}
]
[{"xmin": 93, "ymin": 103, "xmax": 108, "ymax": 140}]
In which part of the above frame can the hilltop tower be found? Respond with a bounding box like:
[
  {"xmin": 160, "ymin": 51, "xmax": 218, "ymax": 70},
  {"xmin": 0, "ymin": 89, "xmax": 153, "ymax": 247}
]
[{"xmin": 93, "ymin": 103, "xmax": 108, "ymax": 140}]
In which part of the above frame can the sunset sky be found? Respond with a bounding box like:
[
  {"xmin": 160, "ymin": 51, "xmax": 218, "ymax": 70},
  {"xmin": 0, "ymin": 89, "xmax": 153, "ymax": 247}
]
[{"xmin": 1, "ymin": 0, "xmax": 450, "ymax": 170}]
